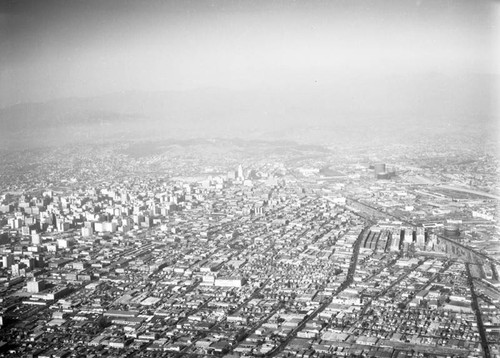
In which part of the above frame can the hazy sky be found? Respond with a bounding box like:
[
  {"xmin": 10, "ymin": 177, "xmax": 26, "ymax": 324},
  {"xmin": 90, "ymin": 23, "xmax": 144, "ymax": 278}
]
[{"xmin": 0, "ymin": 0, "xmax": 496, "ymax": 108}]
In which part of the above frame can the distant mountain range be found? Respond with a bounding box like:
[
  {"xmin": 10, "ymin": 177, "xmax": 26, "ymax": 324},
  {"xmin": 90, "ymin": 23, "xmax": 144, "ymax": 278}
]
[{"xmin": 0, "ymin": 73, "xmax": 496, "ymax": 149}]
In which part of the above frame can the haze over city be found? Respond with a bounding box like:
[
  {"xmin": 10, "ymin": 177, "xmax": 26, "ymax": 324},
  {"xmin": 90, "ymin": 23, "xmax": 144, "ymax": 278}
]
[
  {"xmin": 0, "ymin": 0, "xmax": 498, "ymax": 148},
  {"xmin": 0, "ymin": 1, "xmax": 499, "ymax": 358}
]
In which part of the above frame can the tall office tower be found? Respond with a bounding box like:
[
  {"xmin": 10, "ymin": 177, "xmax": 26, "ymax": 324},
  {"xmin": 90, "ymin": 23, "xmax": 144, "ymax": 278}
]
[{"xmin": 237, "ymin": 164, "xmax": 244, "ymax": 180}]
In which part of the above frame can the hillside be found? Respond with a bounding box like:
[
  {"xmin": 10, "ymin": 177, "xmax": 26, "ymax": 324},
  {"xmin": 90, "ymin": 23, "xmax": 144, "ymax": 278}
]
[{"xmin": 0, "ymin": 73, "xmax": 496, "ymax": 149}]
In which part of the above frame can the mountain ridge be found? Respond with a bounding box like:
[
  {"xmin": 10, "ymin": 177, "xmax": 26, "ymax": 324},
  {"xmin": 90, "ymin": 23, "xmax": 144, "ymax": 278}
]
[{"xmin": 0, "ymin": 74, "xmax": 496, "ymax": 149}]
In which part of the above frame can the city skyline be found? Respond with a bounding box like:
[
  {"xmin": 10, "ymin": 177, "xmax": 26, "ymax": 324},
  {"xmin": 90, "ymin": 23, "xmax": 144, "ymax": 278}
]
[
  {"xmin": 0, "ymin": 139, "xmax": 499, "ymax": 357},
  {"xmin": 0, "ymin": 1, "xmax": 499, "ymax": 357}
]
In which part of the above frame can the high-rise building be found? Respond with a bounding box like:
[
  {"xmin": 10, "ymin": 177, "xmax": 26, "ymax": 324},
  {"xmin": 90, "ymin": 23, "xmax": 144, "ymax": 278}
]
[
  {"xmin": 1, "ymin": 254, "xmax": 14, "ymax": 268},
  {"xmin": 237, "ymin": 164, "xmax": 244, "ymax": 180},
  {"xmin": 57, "ymin": 220, "xmax": 70, "ymax": 232},
  {"xmin": 27, "ymin": 278, "xmax": 45, "ymax": 293},
  {"xmin": 32, "ymin": 233, "xmax": 41, "ymax": 245}
]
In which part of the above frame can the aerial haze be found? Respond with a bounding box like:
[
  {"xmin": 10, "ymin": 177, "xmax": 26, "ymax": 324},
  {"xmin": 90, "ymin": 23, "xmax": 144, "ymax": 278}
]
[{"xmin": 0, "ymin": 0, "xmax": 497, "ymax": 148}]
